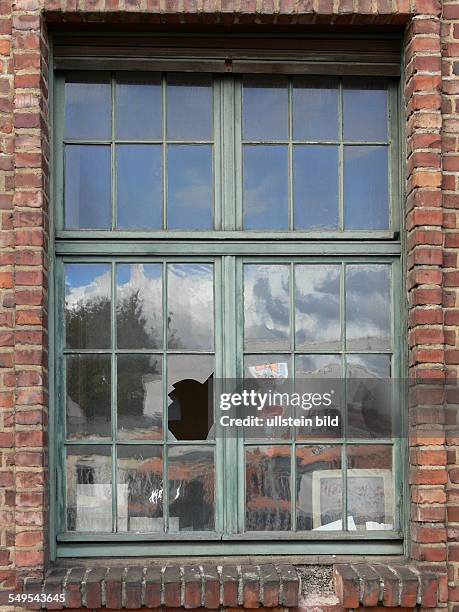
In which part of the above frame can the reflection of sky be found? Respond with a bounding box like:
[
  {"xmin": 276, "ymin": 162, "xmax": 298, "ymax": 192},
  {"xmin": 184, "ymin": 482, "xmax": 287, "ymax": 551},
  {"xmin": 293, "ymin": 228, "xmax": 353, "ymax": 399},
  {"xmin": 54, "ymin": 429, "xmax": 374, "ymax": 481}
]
[
  {"xmin": 116, "ymin": 145, "xmax": 162, "ymax": 229},
  {"xmin": 65, "ymin": 81, "xmax": 111, "ymax": 140},
  {"xmin": 295, "ymin": 265, "xmax": 340, "ymax": 348},
  {"xmin": 167, "ymin": 77, "xmax": 212, "ymax": 140},
  {"xmin": 344, "ymin": 146, "xmax": 388, "ymax": 230},
  {"xmin": 346, "ymin": 265, "xmax": 391, "ymax": 349},
  {"xmin": 244, "ymin": 265, "xmax": 290, "ymax": 349},
  {"xmin": 116, "ymin": 81, "xmax": 162, "ymax": 140},
  {"xmin": 347, "ymin": 354, "xmax": 390, "ymax": 378},
  {"xmin": 293, "ymin": 146, "xmax": 339, "ymax": 230},
  {"xmin": 243, "ymin": 146, "xmax": 289, "ymax": 230},
  {"xmin": 292, "ymin": 84, "xmax": 338, "ymax": 141},
  {"xmin": 168, "ymin": 146, "xmax": 213, "ymax": 230},
  {"xmin": 168, "ymin": 264, "xmax": 214, "ymax": 350},
  {"xmin": 116, "ymin": 264, "xmax": 162, "ymax": 345},
  {"xmin": 243, "ymin": 78, "xmax": 288, "ymax": 140},
  {"xmin": 65, "ymin": 264, "xmax": 111, "ymax": 298},
  {"xmin": 65, "ymin": 263, "xmax": 214, "ymax": 351},
  {"xmin": 343, "ymin": 88, "xmax": 387, "ymax": 141},
  {"xmin": 296, "ymin": 354, "xmax": 341, "ymax": 377},
  {"xmin": 65, "ymin": 146, "xmax": 111, "ymax": 230}
]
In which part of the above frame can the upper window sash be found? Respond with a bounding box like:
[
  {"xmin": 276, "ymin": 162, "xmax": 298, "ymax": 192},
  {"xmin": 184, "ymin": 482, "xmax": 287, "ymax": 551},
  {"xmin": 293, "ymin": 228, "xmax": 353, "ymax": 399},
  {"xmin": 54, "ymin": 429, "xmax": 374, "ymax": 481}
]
[{"xmin": 54, "ymin": 71, "xmax": 400, "ymax": 239}]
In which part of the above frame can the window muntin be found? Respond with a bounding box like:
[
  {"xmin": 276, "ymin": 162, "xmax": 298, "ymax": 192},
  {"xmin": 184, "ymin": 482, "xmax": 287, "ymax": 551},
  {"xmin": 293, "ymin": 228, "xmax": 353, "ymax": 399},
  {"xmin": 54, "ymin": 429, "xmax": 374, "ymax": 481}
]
[{"xmin": 54, "ymin": 66, "xmax": 403, "ymax": 551}]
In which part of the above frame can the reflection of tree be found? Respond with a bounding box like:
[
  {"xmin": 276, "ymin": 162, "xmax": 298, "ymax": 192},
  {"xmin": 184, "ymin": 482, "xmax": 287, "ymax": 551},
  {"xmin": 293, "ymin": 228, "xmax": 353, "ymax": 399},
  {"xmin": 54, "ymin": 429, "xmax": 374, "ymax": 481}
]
[
  {"xmin": 67, "ymin": 354, "xmax": 110, "ymax": 426},
  {"xmin": 167, "ymin": 313, "xmax": 184, "ymax": 349},
  {"xmin": 117, "ymin": 290, "xmax": 161, "ymax": 349},
  {"xmin": 66, "ymin": 295, "xmax": 111, "ymax": 348},
  {"xmin": 67, "ymin": 291, "xmax": 162, "ymax": 435}
]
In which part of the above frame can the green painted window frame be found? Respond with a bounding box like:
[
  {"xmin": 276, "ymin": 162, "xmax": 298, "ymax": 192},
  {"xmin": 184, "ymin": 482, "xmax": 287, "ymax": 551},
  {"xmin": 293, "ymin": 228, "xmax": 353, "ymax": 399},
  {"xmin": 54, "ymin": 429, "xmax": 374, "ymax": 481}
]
[{"xmin": 50, "ymin": 49, "xmax": 407, "ymax": 559}]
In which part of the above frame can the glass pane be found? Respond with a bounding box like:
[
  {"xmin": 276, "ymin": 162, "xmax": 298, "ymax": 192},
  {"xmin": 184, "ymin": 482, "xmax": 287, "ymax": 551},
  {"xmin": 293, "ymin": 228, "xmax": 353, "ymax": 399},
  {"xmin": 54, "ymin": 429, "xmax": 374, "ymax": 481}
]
[
  {"xmin": 66, "ymin": 355, "xmax": 111, "ymax": 440},
  {"xmin": 295, "ymin": 265, "xmax": 341, "ymax": 351},
  {"xmin": 244, "ymin": 264, "xmax": 290, "ymax": 352},
  {"xmin": 66, "ymin": 445, "xmax": 112, "ymax": 532},
  {"xmin": 346, "ymin": 354, "xmax": 391, "ymax": 379},
  {"xmin": 116, "ymin": 145, "xmax": 162, "ymax": 230},
  {"xmin": 245, "ymin": 354, "xmax": 291, "ymax": 379},
  {"xmin": 296, "ymin": 354, "xmax": 341, "ymax": 378},
  {"xmin": 346, "ymin": 265, "xmax": 391, "ymax": 350},
  {"xmin": 65, "ymin": 145, "xmax": 111, "ymax": 230},
  {"xmin": 346, "ymin": 355, "xmax": 392, "ymax": 438},
  {"xmin": 293, "ymin": 145, "xmax": 339, "ymax": 230},
  {"xmin": 65, "ymin": 263, "xmax": 111, "ymax": 349},
  {"xmin": 167, "ymin": 355, "xmax": 214, "ymax": 441},
  {"xmin": 167, "ymin": 145, "xmax": 213, "ymax": 230},
  {"xmin": 347, "ymin": 444, "xmax": 393, "ymax": 530},
  {"xmin": 117, "ymin": 263, "xmax": 162, "ymax": 350},
  {"xmin": 296, "ymin": 445, "xmax": 342, "ymax": 531},
  {"xmin": 117, "ymin": 445, "xmax": 163, "ymax": 532},
  {"xmin": 117, "ymin": 355, "xmax": 163, "ymax": 441},
  {"xmin": 245, "ymin": 446, "xmax": 291, "ymax": 531},
  {"xmin": 343, "ymin": 84, "xmax": 388, "ymax": 142},
  {"xmin": 167, "ymin": 75, "xmax": 212, "ymax": 141},
  {"xmin": 243, "ymin": 77, "xmax": 288, "ymax": 141},
  {"xmin": 293, "ymin": 78, "xmax": 339, "ymax": 141},
  {"xmin": 344, "ymin": 146, "xmax": 389, "ymax": 230},
  {"xmin": 116, "ymin": 76, "xmax": 162, "ymax": 140},
  {"xmin": 65, "ymin": 79, "xmax": 111, "ymax": 140},
  {"xmin": 168, "ymin": 446, "xmax": 215, "ymax": 531},
  {"xmin": 167, "ymin": 264, "xmax": 214, "ymax": 351},
  {"xmin": 243, "ymin": 146, "xmax": 288, "ymax": 230},
  {"xmin": 244, "ymin": 355, "xmax": 292, "ymax": 440}
]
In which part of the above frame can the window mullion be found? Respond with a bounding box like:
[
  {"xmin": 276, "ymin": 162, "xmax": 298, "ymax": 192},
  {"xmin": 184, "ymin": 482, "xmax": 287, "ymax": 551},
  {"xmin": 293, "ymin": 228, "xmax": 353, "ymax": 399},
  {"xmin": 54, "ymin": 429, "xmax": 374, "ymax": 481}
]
[
  {"xmin": 220, "ymin": 76, "xmax": 236, "ymax": 230},
  {"xmin": 221, "ymin": 255, "xmax": 240, "ymax": 533}
]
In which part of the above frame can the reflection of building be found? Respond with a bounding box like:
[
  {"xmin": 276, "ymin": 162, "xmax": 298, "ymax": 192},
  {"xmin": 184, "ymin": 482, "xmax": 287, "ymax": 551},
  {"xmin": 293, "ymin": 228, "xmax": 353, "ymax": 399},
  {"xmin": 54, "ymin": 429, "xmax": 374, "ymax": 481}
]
[{"xmin": 67, "ymin": 448, "xmax": 215, "ymax": 533}]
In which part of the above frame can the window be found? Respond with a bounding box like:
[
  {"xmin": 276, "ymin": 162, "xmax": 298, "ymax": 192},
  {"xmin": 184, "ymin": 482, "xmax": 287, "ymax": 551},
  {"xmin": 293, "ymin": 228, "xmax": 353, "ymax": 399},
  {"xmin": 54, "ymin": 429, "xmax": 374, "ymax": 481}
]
[{"xmin": 52, "ymin": 51, "xmax": 404, "ymax": 556}]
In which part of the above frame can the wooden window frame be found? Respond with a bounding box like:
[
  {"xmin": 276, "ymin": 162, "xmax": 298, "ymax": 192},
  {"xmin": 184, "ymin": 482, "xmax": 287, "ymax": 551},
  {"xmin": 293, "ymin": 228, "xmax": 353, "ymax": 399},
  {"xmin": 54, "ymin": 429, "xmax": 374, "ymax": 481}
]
[{"xmin": 50, "ymin": 37, "xmax": 406, "ymax": 559}]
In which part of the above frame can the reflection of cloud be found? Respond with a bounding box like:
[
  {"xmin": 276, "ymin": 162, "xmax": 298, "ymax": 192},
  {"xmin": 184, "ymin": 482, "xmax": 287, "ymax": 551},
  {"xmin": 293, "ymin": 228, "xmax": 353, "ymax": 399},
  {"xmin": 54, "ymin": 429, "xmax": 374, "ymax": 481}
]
[
  {"xmin": 65, "ymin": 264, "xmax": 213, "ymax": 351},
  {"xmin": 245, "ymin": 170, "xmax": 286, "ymax": 216},
  {"xmin": 346, "ymin": 266, "xmax": 390, "ymax": 348},
  {"xmin": 295, "ymin": 266, "xmax": 340, "ymax": 347},
  {"xmin": 65, "ymin": 269, "xmax": 111, "ymax": 308},
  {"xmin": 170, "ymin": 165, "xmax": 212, "ymax": 212},
  {"xmin": 244, "ymin": 266, "xmax": 289, "ymax": 347},
  {"xmin": 168, "ymin": 264, "xmax": 213, "ymax": 350}
]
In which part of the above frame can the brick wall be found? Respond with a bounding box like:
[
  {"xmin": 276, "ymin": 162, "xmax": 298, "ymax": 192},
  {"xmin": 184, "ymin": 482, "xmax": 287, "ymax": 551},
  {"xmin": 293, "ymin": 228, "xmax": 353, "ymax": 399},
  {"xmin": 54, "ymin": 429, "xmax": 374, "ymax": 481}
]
[{"xmin": 1, "ymin": 0, "xmax": 459, "ymax": 608}]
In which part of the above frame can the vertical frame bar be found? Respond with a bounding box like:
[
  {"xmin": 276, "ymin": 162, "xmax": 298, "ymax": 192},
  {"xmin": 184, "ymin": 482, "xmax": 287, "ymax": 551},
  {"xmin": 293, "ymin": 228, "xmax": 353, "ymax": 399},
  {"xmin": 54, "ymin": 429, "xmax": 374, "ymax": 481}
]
[
  {"xmin": 234, "ymin": 78, "xmax": 243, "ymax": 231},
  {"xmin": 54, "ymin": 74, "xmax": 65, "ymax": 233},
  {"xmin": 49, "ymin": 47, "xmax": 58, "ymax": 558},
  {"xmin": 55, "ymin": 259, "xmax": 67, "ymax": 539},
  {"xmin": 338, "ymin": 79, "xmax": 344, "ymax": 232},
  {"xmin": 214, "ymin": 257, "xmax": 224, "ymax": 533},
  {"xmin": 289, "ymin": 261, "xmax": 296, "ymax": 530},
  {"xmin": 222, "ymin": 76, "xmax": 236, "ymax": 231},
  {"xmin": 110, "ymin": 262, "xmax": 117, "ymax": 532},
  {"xmin": 224, "ymin": 255, "xmax": 241, "ymax": 533},
  {"xmin": 341, "ymin": 262, "xmax": 348, "ymax": 531},
  {"xmin": 162, "ymin": 261, "xmax": 169, "ymax": 532},
  {"xmin": 288, "ymin": 78, "xmax": 293, "ymax": 231},
  {"xmin": 111, "ymin": 75, "xmax": 116, "ymax": 231},
  {"xmin": 213, "ymin": 78, "xmax": 223, "ymax": 231},
  {"xmin": 162, "ymin": 74, "xmax": 167, "ymax": 230}
]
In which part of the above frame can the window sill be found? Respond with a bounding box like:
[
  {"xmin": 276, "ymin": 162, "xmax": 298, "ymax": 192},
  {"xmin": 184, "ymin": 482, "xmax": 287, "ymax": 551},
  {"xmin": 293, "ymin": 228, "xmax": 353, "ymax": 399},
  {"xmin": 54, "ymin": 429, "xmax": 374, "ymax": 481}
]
[{"xmin": 23, "ymin": 562, "xmax": 443, "ymax": 610}]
